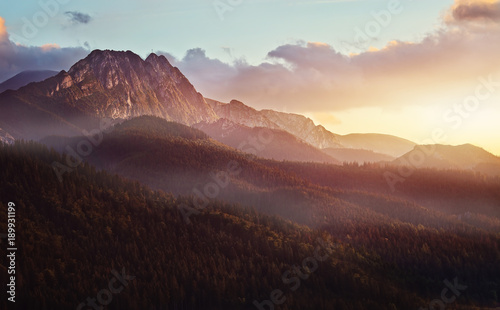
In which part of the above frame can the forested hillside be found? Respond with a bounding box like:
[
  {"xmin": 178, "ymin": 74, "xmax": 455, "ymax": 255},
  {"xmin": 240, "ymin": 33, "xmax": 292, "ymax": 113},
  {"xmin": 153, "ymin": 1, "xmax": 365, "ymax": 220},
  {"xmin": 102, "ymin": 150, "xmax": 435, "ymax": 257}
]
[{"xmin": 1, "ymin": 138, "xmax": 499, "ymax": 309}]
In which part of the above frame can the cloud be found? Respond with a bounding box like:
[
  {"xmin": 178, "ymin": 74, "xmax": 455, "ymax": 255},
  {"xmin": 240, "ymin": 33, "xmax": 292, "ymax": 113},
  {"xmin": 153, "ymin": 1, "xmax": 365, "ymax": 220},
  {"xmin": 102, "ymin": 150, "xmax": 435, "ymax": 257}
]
[
  {"xmin": 157, "ymin": 2, "xmax": 500, "ymax": 114},
  {"xmin": 447, "ymin": 0, "xmax": 500, "ymax": 24},
  {"xmin": 40, "ymin": 43, "xmax": 61, "ymax": 51},
  {"xmin": 221, "ymin": 47, "xmax": 233, "ymax": 57},
  {"xmin": 159, "ymin": 48, "xmax": 239, "ymax": 84},
  {"xmin": 0, "ymin": 16, "xmax": 7, "ymax": 42},
  {"xmin": 65, "ymin": 11, "xmax": 93, "ymax": 25},
  {"xmin": 0, "ymin": 17, "xmax": 88, "ymax": 82},
  {"xmin": 311, "ymin": 112, "xmax": 342, "ymax": 126}
]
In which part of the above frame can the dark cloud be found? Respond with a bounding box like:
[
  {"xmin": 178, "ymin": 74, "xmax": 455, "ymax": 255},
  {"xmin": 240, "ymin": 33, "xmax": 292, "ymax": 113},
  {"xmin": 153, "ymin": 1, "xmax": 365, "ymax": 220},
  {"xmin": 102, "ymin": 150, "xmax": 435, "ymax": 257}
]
[
  {"xmin": 0, "ymin": 17, "xmax": 88, "ymax": 82},
  {"xmin": 447, "ymin": 0, "xmax": 500, "ymax": 24},
  {"xmin": 65, "ymin": 11, "xmax": 93, "ymax": 25},
  {"xmin": 453, "ymin": 3, "xmax": 500, "ymax": 22}
]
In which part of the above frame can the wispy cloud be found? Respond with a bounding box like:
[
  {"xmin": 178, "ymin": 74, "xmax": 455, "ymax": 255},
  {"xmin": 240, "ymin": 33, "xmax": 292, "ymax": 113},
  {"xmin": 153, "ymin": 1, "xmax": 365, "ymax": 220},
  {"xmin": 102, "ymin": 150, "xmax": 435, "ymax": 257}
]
[{"xmin": 65, "ymin": 11, "xmax": 93, "ymax": 25}]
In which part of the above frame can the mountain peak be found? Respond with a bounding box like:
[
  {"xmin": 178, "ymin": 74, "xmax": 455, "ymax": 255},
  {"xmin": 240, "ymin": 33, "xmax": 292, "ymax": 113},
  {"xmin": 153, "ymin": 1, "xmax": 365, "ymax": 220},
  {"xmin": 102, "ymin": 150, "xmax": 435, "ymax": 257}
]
[
  {"xmin": 63, "ymin": 49, "xmax": 217, "ymax": 123},
  {"xmin": 87, "ymin": 49, "xmax": 138, "ymax": 58},
  {"xmin": 68, "ymin": 49, "xmax": 147, "ymax": 86},
  {"xmin": 0, "ymin": 49, "xmax": 219, "ymax": 139},
  {"xmin": 79, "ymin": 49, "xmax": 142, "ymax": 67},
  {"xmin": 145, "ymin": 52, "xmax": 170, "ymax": 64},
  {"xmin": 145, "ymin": 52, "xmax": 177, "ymax": 78},
  {"xmin": 229, "ymin": 99, "xmax": 247, "ymax": 106}
]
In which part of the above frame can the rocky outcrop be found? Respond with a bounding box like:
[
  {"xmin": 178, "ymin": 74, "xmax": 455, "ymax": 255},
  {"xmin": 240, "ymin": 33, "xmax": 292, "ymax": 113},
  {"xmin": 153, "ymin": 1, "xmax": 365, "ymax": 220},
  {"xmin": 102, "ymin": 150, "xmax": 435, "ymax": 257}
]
[
  {"xmin": 0, "ymin": 50, "xmax": 219, "ymax": 139},
  {"xmin": 48, "ymin": 50, "xmax": 218, "ymax": 124},
  {"xmin": 206, "ymin": 98, "xmax": 343, "ymax": 149}
]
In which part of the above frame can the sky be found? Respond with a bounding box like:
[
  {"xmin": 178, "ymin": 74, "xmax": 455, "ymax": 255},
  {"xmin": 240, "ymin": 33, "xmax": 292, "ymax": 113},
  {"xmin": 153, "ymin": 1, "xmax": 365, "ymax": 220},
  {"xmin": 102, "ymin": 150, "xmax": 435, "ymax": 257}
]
[{"xmin": 1, "ymin": 0, "xmax": 500, "ymax": 155}]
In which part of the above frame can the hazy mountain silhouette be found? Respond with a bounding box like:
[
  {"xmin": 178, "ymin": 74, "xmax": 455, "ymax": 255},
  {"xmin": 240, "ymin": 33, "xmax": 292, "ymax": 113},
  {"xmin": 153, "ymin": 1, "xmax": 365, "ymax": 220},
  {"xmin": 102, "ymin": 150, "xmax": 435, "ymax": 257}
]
[
  {"xmin": 207, "ymin": 98, "xmax": 416, "ymax": 157},
  {"xmin": 0, "ymin": 70, "xmax": 58, "ymax": 93},
  {"xmin": 394, "ymin": 144, "xmax": 500, "ymax": 176},
  {"xmin": 194, "ymin": 118, "xmax": 340, "ymax": 164}
]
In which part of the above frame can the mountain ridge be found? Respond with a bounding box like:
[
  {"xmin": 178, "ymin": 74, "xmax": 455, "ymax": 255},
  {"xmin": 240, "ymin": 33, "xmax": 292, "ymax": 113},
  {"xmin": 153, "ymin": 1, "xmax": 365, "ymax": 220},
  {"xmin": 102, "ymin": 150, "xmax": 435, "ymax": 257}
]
[
  {"xmin": 0, "ymin": 70, "xmax": 58, "ymax": 93},
  {"xmin": 0, "ymin": 49, "xmax": 477, "ymax": 165},
  {"xmin": 207, "ymin": 98, "xmax": 417, "ymax": 157},
  {"xmin": 394, "ymin": 143, "xmax": 500, "ymax": 176},
  {"xmin": 193, "ymin": 118, "xmax": 341, "ymax": 164},
  {"xmin": 0, "ymin": 50, "xmax": 218, "ymax": 140}
]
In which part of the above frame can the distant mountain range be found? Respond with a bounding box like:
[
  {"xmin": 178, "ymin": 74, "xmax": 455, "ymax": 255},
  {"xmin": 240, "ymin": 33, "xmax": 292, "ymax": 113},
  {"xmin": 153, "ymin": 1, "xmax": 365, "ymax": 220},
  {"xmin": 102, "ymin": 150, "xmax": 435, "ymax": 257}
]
[
  {"xmin": 193, "ymin": 118, "xmax": 340, "ymax": 164},
  {"xmin": 42, "ymin": 115, "xmax": 500, "ymax": 226},
  {"xmin": 0, "ymin": 70, "xmax": 58, "ymax": 93},
  {"xmin": 0, "ymin": 49, "xmax": 498, "ymax": 172},
  {"xmin": 395, "ymin": 144, "xmax": 500, "ymax": 176},
  {"xmin": 322, "ymin": 147, "xmax": 395, "ymax": 163},
  {"xmin": 206, "ymin": 98, "xmax": 416, "ymax": 158}
]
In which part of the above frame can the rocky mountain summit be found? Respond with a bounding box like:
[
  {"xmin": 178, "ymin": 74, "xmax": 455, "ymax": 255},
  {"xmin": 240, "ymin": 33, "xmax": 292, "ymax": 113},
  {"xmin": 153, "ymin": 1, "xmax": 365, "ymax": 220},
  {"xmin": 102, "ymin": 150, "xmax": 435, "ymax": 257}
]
[
  {"xmin": 0, "ymin": 50, "xmax": 217, "ymax": 139},
  {"xmin": 206, "ymin": 98, "xmax": 343, "ymax": 149},
  {"xmin": 0, "ymin": 49, "xmax": 416, "ymax": 160},
  {"xmin": 50, "ymin": 50, "xmax": 218, "ymax": 123}
]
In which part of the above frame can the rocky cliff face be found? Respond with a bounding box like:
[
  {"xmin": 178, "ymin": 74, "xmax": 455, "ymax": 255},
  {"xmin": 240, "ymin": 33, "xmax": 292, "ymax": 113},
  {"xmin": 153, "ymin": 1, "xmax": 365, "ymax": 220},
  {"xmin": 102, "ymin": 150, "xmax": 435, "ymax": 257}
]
[
  {"xmin": 206, "ymin": 99, "xmax": 342, "ymax": 149},
  {"xmin": 0, "ymin": 50, "xmax": 218, "ymax": 139},
  {"xmin": 206, "ymin": 99, "xmax": 419, "ymax": 156},
  {"xmin": 52, "ymin": 50, "xmax": 218, "ymax": 123},
  {"xmin": 260, "ymin": 109, "xmax": 343, "ymax": 149},
  {"xmin": 206, "ymin": 99, "xmax": 281, "ymax": 129}
]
